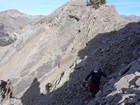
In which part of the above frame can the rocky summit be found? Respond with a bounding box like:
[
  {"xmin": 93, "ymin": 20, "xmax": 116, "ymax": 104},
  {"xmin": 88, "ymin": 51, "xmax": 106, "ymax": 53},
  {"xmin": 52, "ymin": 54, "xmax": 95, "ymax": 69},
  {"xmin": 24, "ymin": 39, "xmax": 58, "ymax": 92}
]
[{"xmin": 0, "ymin": 0, "xmax": 140, "ymax": 105}]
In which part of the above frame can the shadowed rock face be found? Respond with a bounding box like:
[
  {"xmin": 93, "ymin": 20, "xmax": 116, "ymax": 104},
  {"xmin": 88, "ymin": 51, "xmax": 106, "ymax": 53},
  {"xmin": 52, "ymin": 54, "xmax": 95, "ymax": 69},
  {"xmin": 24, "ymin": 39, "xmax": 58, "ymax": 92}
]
[
  {"xmin": 0, "ymin": 1, "xmax": 140, "ymax": 105},
  {"xmin": 0, "ymin": 23, "xmax": 16, "ymax": 47},
  {"xmin": 0, "ymin": 32, "xmax": 16, "ymax": 47}
]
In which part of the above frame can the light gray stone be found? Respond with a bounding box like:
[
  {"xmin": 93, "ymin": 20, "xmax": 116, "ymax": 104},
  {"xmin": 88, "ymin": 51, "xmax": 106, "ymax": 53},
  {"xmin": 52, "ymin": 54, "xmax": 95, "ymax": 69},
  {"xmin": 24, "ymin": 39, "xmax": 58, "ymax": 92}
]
[
  {"xmin": 115, "ymin": 74, "xmax": 135, "ymax": 90},
  {"xmin": 95, "ymin": 90, "xmax": 102, "ymax": 97},
  {"xmin": 135, "ymin": 78, "xmax": 140, "ymax": 87},
  {"xmin": 106, "ymin": 95, "xmax": 115, "ymax": 103},
  {"xmin": 135, "ymin": 71, "xmax": 140, "ymax": 76}
]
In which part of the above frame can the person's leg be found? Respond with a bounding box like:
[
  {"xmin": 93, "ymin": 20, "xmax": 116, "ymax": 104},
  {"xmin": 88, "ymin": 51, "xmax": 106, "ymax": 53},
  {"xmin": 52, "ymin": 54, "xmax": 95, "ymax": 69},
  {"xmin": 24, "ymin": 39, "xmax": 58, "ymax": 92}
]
[
  {"xmin": 4, "ymin": 88, "xmax": 10, "ymax": 100},
  {"xmin": 89, "ymin": 83, "xmax": 99, "ymax": 97},
  {"xmin": 9, "ymin": 86, "xmax": 14, "ymax": 98},
  {"xmin": 9, "ymin": 91, "xmax": 13, "ymax": 98}
]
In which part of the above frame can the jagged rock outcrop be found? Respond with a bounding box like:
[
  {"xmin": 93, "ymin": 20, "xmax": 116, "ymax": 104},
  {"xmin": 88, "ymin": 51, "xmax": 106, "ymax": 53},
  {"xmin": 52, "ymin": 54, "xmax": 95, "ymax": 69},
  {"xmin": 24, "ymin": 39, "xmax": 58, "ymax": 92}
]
[
  {"xmin": 0, "ymin": 23, "xmax": 17, "ymax": 47},
  {"xmin": 0, "ymin": 0, "xmax": 140, "ymax": 105}
]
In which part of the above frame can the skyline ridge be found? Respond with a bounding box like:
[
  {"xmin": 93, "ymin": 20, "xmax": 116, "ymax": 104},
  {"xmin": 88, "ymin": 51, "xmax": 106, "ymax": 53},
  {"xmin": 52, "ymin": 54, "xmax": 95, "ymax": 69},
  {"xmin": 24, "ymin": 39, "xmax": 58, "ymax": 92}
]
[{"xmin": 0, "ymin": 0, "xmax": 140, "ymax": 16}]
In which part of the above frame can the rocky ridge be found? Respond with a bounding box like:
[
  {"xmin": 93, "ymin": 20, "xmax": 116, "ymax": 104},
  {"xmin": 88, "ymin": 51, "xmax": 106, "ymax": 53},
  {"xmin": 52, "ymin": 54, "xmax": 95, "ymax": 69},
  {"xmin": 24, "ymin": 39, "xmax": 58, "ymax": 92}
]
[{"xmin": 0, "ymin": 0, "xmax": 140, "ymax": 105}]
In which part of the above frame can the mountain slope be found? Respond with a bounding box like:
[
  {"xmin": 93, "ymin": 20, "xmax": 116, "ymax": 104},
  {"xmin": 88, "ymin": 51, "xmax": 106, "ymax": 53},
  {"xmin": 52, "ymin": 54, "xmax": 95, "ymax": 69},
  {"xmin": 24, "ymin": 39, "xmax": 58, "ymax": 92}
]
[{"xmin": 0, "ymin": 1, "xmax": 140, "ymax": 105}]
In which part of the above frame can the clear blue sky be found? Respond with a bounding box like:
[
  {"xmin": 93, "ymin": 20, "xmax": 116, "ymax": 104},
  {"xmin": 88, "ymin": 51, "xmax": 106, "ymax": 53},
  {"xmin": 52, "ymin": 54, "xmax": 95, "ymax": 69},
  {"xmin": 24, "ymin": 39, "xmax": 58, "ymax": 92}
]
[
  {"xmin": 107, "ymin": 0, "xmax": 140, "ymax": 16},
  {"xmin": 0, "ymin": 0, "xmax": 140, "ymax": 16}
]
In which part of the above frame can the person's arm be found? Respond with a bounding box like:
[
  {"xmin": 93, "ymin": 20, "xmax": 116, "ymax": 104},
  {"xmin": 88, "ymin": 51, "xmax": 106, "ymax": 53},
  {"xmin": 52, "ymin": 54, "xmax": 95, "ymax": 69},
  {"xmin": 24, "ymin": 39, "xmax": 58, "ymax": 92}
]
[{"xmin": 101, "ymin": 72, "xmax": 107, "ymax": 78}]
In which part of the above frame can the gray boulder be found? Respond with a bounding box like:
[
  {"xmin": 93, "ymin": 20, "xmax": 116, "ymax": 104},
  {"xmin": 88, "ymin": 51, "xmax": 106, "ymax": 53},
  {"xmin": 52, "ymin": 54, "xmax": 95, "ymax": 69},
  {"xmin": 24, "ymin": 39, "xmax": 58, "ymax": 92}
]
[{"xmin": 135, "ymin": 78, "xmax": 140, "ymax": 87}]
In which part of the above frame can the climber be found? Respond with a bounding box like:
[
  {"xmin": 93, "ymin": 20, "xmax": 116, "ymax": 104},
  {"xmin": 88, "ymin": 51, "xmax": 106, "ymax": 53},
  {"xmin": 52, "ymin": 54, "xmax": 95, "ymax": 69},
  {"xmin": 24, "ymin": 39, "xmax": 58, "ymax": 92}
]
[
  {"xmin": 5, "ymin": 79, "xmax": 14, "ymax": 99},
  {"xmin": 83, "ymin": 66, "xmax": 106, "ymax": 97},
  {"xmin": 0, "ymin": 79, "xmax": 14, "ymax": 100},
  {"xmin": 0, "ymin": 80, "xmax": 8, "ymax": 99}
]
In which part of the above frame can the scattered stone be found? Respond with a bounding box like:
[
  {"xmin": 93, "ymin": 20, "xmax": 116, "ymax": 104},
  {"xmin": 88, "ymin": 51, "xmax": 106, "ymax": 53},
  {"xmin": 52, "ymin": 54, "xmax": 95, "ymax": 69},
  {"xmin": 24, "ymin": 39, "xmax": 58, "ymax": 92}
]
[
  {"xmin": 103, "ymin": 78, "xmax": 115, "ymax": 92},
  {"xmin": 114, "ymin": 78, "xmax": 129, "ymax": 90},
  {"xmin": 95, "ymin": 90, "xmax": 102, "ymax": 97},
  {"xmin": 111, "ymin": 94, "xmax": 122, "ymax": 105},
  {"xmin": 106, "ymin": 94, "xmax": 115, "ymax": 103},
  {"xmin": 127, "ymin": 98, "xmax": 138, "ymax": 105},
  {"xmin": 75, "ymin": 59, "xmax": 85, "ymax": 69},
  {"xmin": 130, "ymin": 85, "xmax": 135, "ymax": 88},
  {"xmin": 135, "ymin": 71, "xmax": 140, "ymax": 76},
  {"xmin": 135, "ymin": 78, "xmax": 140, "ymax": 87}
]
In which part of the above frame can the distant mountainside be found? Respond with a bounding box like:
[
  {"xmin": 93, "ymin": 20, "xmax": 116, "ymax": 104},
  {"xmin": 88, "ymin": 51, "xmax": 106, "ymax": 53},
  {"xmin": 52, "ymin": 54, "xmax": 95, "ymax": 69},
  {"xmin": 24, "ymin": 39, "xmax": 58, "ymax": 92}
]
[
  {"xmin": 0, "ymin": 9, "xmax": 44, "ymax": 18},
  {"xmin": 0, "ymin": 9, "xmax": 44, "ymax": 47},
  {"xmin": 0, "ymin": 9, "xmax": 26, "ymax": 17},
  {"xmin": 122, "ymin": 15, "xmax": 140, "ymax": 22},
  {"xmin": 0, "ymin": 9, "xmax": 45, "ymax": 28}
]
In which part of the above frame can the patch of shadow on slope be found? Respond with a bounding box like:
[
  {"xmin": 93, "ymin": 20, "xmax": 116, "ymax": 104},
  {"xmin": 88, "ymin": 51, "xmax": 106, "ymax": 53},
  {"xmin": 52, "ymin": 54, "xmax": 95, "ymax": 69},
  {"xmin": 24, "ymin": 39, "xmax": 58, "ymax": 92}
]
[
  {"xmin": 36, "ymin": 61, "xmax": 53, "ymax": 79},
  {"xmin": 13, "ymin": 75, "xmax": 35, "ymax": 96},
  {"xmin": 21, "ymin": 78, "xmax": 43, "ymax": 105},
  {"xmin": 14, "ymin": 60, "xmax": 59, "ymax": 96},
  {"xmin": 78, "ymin": 22, "xmax": 140, "ymax": 74},
  {"xmin": 20, "ymin": 22, "xmax": 140, "ymax": 105}
]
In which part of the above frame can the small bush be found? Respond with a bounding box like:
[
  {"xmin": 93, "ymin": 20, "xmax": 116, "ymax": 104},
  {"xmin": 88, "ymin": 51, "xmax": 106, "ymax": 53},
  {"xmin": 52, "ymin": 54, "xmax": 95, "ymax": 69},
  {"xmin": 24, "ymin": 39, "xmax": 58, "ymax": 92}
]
[
  {"xmin": 99, "ymin": 0, "xmax": 106, "ymax": 5},
  {"xmin": 86, "ymin": 0, "xmax": 106, "ymax": 9}
]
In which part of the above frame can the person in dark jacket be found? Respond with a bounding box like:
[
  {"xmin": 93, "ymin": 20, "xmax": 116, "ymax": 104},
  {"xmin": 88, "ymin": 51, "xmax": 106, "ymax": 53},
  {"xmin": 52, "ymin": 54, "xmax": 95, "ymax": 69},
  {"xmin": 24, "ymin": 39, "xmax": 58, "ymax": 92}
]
[{"xmin": 84, "ymin": 67, "xmax": 106, "ymax": 97}]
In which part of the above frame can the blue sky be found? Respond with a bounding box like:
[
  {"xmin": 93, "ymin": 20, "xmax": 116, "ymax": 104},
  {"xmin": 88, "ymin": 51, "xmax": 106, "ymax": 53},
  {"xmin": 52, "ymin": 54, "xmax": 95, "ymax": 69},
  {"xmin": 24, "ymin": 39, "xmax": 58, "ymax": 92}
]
[
  {"xmin": 0, "ymin": 0, "xmax": 140, "ymax": 16},
  {"xmin": 107, "ymin": 0, "xmax": 140, "ymax": 16},
  {"xmin": 0, "ymin": 0, "xmax": 69, "ymax": 15}
]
